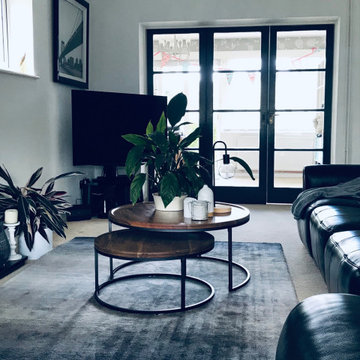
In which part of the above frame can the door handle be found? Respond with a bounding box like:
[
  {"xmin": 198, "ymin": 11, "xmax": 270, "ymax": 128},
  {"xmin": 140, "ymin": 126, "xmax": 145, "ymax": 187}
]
[{"xmin": 268, "ymin": 113, "xmax": 278, "ymax": 125}]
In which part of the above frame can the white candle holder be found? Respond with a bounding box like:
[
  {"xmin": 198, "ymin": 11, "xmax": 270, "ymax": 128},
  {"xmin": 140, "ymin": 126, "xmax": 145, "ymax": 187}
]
[{"xmin": 4, "ymin": 222, "xmax": 22, "ymax": 261}]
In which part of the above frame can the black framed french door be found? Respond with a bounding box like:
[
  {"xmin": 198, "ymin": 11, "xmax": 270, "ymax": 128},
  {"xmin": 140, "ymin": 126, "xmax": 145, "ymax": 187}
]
[{"xmin": 147, "ymin": 24, "xmax": 334, "ymax": 204}]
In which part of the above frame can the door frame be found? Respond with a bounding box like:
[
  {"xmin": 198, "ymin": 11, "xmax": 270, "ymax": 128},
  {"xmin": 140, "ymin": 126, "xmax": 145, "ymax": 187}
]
[{"xmin": 146, "ymin": 24, "xmax": 334, "ymax": 204}]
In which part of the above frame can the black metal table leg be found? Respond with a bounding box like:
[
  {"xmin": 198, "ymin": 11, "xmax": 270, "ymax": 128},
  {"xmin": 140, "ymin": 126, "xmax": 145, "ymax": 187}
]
[
  {"xmin": 198, "ymin": 226, "xmax": 250, "ymax": 291},
  {"xmin": 181, "ymin": 258, "xmax": 186, "ymax": 309},
  {"xmin": 94, "ymin": 249, "xmax": 99, "ymax": 293},
  {"xmin": 228, "ymin": 228, "xmax": 233, "ymax": 291},
  {"xmin": 109, "ymin": 257, "xmax": 114, "ymax": 280}
]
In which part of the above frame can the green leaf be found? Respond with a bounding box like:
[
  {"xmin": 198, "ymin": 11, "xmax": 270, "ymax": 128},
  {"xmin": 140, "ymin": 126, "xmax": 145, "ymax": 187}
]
[
  {"xmin": 44, "ymin": 181, "xmax": 55, "ymax": 195},
  {"xmin": 172, "ymin": 121, "xmax": 193, "ymax": 132},
  {"xmin": 42, "ymin": 171, "xmax": 83, "ymax": 192},
  {"xmin": 122, "ymin": 134, "xmax": 149, "ymax": 146},
  {"xmin": 178, "ymin": 167, "xmax": 205, "ymax": 197},
  {"xmin": 167, "ymin": 93, "xmax": 187, "ymax": 127},
  {"xmin": 129, "ymin": 173, "xmax": 146, "ymax": 205},
  {"xmin": 0, "ymin": 184, "xmax": 16, "ymax": 197},
  {"xmin": 154, "ymin": 153, "xmax": 166, "ymax": 171},
  {"xmin": 125, "ymin": 145, "xmax": 145, "ymax": 177},
  {"xmin": 26, "ymin": 167, "xmax": 43, "ymax": 187},
  {"xmin": 169, "ymin": 131, "xmax": 180, "ymax": 149},
  {"xmin": 149, "ymin": 131, "xmax": 168, "ymax": 152},
  {"xmin": 17, "ymin": 196, "xmax": 34, "ymax": 250},
  {"xmin": 30, "ymin": 190, "xmax": 59, "ymax": 215},
  {"xmin": 146, "ymin": 120, "xmax": 154, "ymax": 135},
  {"xmin": 179, "ymin": 127, "xmax": 201, "ymax": 149},
  {"xmin": 230, "ymin": 156, "xmax": 255, "ymax": 180},
  {"xmin": 159, "ymin": 172, "xmax": 181, "ymax": 207},
  {"xmin": 156, "ymin": 112, "xmax": 167, "ymax": 133},
  {"xmin": 0, "ymin": 165, "xmax": 18, "ymax": 195},
  {"xmin": 182, "ymin": 151, "xmax": 201, "ymax": 167}
]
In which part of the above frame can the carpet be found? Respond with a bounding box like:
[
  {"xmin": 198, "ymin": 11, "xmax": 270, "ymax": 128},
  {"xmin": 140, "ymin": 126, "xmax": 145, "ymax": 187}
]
[{"xmin": 0, "ymin": 238, "xmax": 298, "ymax": 360}]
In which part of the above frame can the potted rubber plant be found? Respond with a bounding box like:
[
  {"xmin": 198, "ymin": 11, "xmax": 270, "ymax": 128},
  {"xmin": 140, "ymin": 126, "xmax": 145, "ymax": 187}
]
[
  {"xmin": 0, "ymin": 165, "xmax": 82, "ymax": 258},
  {"xmin": 123, "ymin": 93, "xmax": 210, "ymax": 210}
]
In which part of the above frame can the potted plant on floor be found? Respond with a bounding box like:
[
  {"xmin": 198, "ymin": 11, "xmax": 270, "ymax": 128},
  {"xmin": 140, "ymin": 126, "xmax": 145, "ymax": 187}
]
[
  {"xmin": 122, "ymin": 92, "xmax": 254, "ymax": 210},
  {"xmin": 0, "ymin": 165, "xmax": 82, "ymax": 259}
]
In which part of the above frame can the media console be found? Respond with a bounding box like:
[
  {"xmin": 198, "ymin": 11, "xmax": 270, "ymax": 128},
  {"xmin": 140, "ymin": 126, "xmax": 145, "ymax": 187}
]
[{"xmin": 69, "ymin": 176, "xmax": 132, "ymax": 220}]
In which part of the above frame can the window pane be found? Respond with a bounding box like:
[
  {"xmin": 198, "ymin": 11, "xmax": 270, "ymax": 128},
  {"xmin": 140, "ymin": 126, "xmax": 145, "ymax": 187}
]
[
  {"xmin": 0, "ymin": 0, "xmax": 8, "ymax": 67},
  {"xmin": 153, "ymin": 33, "xmax": 199, "ymax": 72},
  {"xmin": 277, "ymin": 30, "xmax": 326, "ymax": 70},
  {"xmin": 274, "ymin": 151, "xmax": 323, "ymax": 188},
  {"xmin": 214, "ymin": 32, "xmax": 261, "ymax": 71},
  {"xmin": 213, "ymin": 72, "xmax": 261, "ymax": 110},
  {"xmin": 178, "ymin": 112, "xmax": 199, "ymax": 148},
  {"xmin": 214, "ymin": 150, "xmax": 258, "ymax": 187},
  {"xmin": 154, "ymin": 73, "xmax": 200, "ymax": 110},
  {"xmin": 213, "ymin": 112, "xmax": 260, "ymax": 148},
  {"xmin": 275, "ymin": 112, "xmax": 324, "ymax": 149},
  {"xmin": 4, "ymin": 0, "xmax": 34, "ymax": 74},
  {"xmin": 275, "ymin": 71, "xmax": 325, "ymax": 110}
]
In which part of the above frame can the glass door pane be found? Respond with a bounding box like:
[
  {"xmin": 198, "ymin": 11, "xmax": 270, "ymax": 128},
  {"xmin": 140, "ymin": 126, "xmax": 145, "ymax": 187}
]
[
  {"xmin": 272, "ymin": 29, "xmax": 327, "ymax": 191},
  {"xmin": 152, "ymin": 33, "xmax": 200, "ymax": 149},
  {"xmin": 212, "ymin": 31, "xmax": 262, "ymax": 191}
]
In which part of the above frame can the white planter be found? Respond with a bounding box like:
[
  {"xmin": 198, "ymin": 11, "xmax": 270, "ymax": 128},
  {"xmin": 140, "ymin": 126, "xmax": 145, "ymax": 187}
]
[
  {"xmin": 18, "ymin": 229, "xmax": 53, "ymax": 260},
  {"xmin": 153, "ymin": 193, "xmax": 187, "ymax": 212}
]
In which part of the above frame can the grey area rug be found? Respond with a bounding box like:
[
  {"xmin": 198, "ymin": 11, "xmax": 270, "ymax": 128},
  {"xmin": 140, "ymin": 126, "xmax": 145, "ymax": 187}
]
[{"xmin": 0, "ymin": 238, "xmax": 298, "ymax": 360}]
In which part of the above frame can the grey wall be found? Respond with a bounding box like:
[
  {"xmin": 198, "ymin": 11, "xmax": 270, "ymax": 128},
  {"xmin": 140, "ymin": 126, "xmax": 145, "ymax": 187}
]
[
  {"xmin": 90, "ymin": 0, "xmax": 360, "ymax": 163},
  {"xmin": 0, "ymin": 0, "xmax": 359, "ymax": 204},
  {"xmin": 0, "ymin": 0, "xmax": 93, "ymax": 203}
]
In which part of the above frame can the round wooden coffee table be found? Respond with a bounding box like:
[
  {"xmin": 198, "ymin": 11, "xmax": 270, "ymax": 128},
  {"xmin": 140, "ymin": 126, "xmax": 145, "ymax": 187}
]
[
  {"xmin": 94, "ymin": 229, "xmax": 215, "ymax": 314},
  {"xmin": 108, "ymin": 202, "xmax": 250, "ymax": 292}
]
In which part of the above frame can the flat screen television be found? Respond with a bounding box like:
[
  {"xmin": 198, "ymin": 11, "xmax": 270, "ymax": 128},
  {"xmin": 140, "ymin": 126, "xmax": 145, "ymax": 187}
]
[{"xmin": 71, "ymin": 90, "xmax": 167, "ymax": 175}]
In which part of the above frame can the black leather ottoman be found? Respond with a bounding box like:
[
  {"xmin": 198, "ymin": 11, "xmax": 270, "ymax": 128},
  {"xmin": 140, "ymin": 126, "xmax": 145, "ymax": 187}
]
[
  {"xmin": 324, "ymin": 230, "xmax": 360, "ymax": 294},
  {"xmin": 309, "ymin": 205, "xmax": 360, "ymax": 278},
  {"xmin": 276, "ymin": 293, "xmax": 360, "ymax": 360}
]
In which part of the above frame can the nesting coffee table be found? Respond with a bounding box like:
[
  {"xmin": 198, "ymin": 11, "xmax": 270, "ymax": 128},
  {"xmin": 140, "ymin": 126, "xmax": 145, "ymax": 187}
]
[{"xmin": 94, "ymin": 202, "xmax": 250, "ymax": 314}]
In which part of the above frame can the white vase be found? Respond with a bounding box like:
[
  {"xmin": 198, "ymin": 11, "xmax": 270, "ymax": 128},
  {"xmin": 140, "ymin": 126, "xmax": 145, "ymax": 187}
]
[
  {"xmin": 197, "ymin": 184, "xmax": 214, "ymax": 215},
  {"xmin": 153, "ymin": 193, "xmax": 187, "ymax": 211},
  {"xmin": 18, "ymin": 229, "xmax": 53, "ymax": 260}
]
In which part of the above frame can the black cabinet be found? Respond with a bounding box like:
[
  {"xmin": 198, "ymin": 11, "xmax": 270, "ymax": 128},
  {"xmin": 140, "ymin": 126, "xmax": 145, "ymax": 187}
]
[{"xmin": 80, "ymin": 176, "xmax": 131, "ymax": 218}]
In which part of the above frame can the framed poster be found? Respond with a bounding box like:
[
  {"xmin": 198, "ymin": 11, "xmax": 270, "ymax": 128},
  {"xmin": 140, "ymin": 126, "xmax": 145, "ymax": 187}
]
[{"xmin": 53, "ymin": 0, "xmax": 89, "ymax": 88}]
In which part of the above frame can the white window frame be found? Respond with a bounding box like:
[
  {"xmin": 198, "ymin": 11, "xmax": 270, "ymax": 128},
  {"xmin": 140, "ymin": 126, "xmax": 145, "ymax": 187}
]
[
  {"xmin": 0, "ymin": 0, "xmax": 36, "ymax": 77},
  {"xmin": 0, "ymin": 0, "xmax": 9, "ymax": 69}
]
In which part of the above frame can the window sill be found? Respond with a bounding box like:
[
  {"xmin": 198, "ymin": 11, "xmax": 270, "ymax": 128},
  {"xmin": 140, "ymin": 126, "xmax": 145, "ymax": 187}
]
[{"xmin": 0, "ymin": 68, "xmax": 39, "ymax": 79}]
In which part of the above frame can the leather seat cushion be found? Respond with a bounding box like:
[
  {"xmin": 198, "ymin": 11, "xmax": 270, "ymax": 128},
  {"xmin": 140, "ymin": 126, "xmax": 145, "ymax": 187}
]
[
  {"xmin": 324, "ymin": 230, "xmax": 360, "ymax": 294},
  {"xmin": 296, "ymin": 198, "xmax": 360, "ymax": 257},
  {"xmin": 276, "ymin": 293, "xmax": 360, "ymax": 360},
  {"xmin": 310, "ymin": 205, "xmax": 360, "ymax": 277}
]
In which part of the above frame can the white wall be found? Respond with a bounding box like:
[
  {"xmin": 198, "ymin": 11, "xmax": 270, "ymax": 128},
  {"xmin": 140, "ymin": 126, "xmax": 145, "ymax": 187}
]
[
  {"xmin": 90, "ymin": 0, "xmax": 360, "ymax": 164},
  {"xmin": 0, "ymin": 0, "xmax": 359, "ymax": 205},
  {"xmin": 0, "ymin": 0, "xmax": 93, "ymax": 203}
]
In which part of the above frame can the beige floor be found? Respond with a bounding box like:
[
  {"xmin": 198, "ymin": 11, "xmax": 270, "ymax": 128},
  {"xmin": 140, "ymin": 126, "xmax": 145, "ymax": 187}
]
[{"xmin": 3, "ymin": 204, "xmax": 328, "ymax": 301}]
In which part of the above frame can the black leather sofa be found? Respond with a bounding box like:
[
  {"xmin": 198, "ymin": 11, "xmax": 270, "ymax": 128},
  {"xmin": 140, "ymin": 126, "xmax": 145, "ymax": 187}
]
[
  {"xmin": 295, "ymin": 164, "xmax": 360, "ymax": 294},
  {"xmin": 276, "ymin": 293, "xmax": 360, "ymax": 360},
  {"xmin": 276, "ymin": 165, "xmax": 360, "ymax": 360}
]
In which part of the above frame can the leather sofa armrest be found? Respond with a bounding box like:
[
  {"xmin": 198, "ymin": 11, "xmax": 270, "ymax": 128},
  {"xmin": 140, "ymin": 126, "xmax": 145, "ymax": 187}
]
[{"xmin": 303, "ymin": 164, "xmax": 360, "ymax": 190}]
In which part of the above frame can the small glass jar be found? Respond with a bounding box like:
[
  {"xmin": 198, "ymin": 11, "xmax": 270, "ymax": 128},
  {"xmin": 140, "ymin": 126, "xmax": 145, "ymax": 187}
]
[{"xmin": 191, "ymin": 200, "xmax": 209, "ymax": 221}]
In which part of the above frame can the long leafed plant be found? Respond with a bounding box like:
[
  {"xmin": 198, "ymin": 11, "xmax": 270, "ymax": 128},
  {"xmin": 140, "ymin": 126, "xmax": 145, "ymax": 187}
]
[
  {"xmin": 122, "ymin": 93, "xmax": 211, "ymax": 208},
  {"xmin": 0, "ymin": 165, "xmax": 82, "ymax": 251}
]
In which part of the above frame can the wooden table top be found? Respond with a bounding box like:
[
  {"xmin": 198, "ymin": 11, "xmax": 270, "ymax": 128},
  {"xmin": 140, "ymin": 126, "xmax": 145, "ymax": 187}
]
[
  {"xmin": 95, "ymin": 229, "xmax": 215, "ymax": 260},
  {"xmin": 109, "ymin": 202, "xmax": 249, "ymax": 232}
]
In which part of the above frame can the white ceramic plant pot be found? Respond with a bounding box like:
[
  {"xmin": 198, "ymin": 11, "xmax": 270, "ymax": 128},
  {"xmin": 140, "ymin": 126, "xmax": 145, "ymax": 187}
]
[
  {"xmin": 153, "ymin": 193, "xmax": 187, "ymax": 212},
  {"xmin": 18, "ymin": 228, "xmax": 53, "ymax": 260}
]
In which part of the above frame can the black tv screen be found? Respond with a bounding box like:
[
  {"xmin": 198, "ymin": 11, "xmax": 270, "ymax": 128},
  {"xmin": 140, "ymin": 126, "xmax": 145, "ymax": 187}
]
[{"xmin": 72, "ymin": 90, "xmax": 167, "ymax": 168}]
